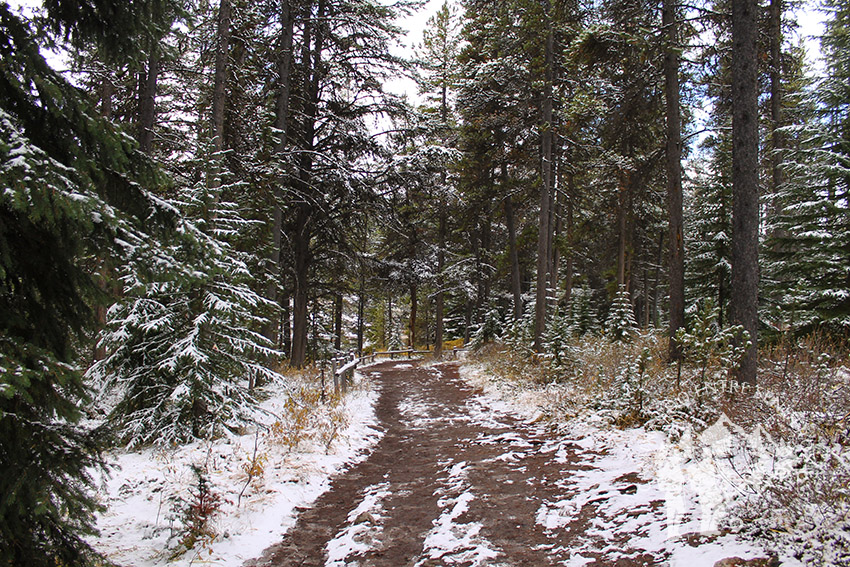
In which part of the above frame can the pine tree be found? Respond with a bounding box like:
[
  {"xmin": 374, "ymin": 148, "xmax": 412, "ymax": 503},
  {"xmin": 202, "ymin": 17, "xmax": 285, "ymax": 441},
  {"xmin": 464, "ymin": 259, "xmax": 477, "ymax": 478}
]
[
  {"xmin": 729, "ymin": 0, "xmax": 760, "ymax": 384},
  {"xmin": 417, "ymin": 0, "xmax": 462, "ymax": 357},
  {"xmin": 0, "ymin": 2, "xmax": 182, "ymax": 563},
  {"xmin": 606, "ymin": 285, "xmax": 639, "ymax": 342},
  {"xmin": 765, "ymin": 0, "xmax": 850, "ymax": 334},
  {"xmin": 686, "ymin": 150, "xmax": 732, "ymax": 326},
  {"xmin": 88, "ymin": 173, "xmax": 281, "ymax": 447}
]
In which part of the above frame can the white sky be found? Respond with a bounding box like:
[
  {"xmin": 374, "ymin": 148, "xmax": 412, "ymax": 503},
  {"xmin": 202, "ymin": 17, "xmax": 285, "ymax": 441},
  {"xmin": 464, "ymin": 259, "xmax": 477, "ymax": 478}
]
[{"xmin": 5, "ymin": 0, "xmax": 829, "ymax": 99}]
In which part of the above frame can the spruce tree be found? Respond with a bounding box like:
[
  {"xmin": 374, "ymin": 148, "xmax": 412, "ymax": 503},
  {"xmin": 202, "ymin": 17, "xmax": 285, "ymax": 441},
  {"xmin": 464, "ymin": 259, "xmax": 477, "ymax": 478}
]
[
  {"xmin": 88, "ymin": 174, "xmax": 281, "ymax": 447},
  {"xmin": 766, "ymin": 0, "xmax": 850, "ymax": 334},
  {"xmin": 0, "ymin": 3, "xmax": 182, "ymax": 563}
]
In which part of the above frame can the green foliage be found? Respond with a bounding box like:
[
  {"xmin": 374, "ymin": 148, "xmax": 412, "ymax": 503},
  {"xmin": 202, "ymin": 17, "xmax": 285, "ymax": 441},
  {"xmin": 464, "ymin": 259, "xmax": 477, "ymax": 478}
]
[
  {"xmin": 605, "ymin": 285, "xmax": 638, "ymax": 342},
  {"xmin": 542, "ymin": 309, "xmax": 573, "ymax": 366},
  {"xmin": 471, "ymin": 307, "xmax": 502, "ymax": 348},
  {"xmin": 567, "ymin": 286, "xmax": 601, "ymax": 337},
  {"xmin": 676, "ymin": 300, "xmax": 749, "ymax": 394},
  {"xmin": 41, "ymin": 0, "xmax": 187, "ymax": 61},
  {"xmin": 89, "ymin": 177, "xmax": 281, "ymax": 448},
  {"xmin": 0, "ymin": 340, "xmax": 105, "ymax": 567},
  {"xmin": 0, "ymin": 4, "xmax": 178, "ymax": 564}
]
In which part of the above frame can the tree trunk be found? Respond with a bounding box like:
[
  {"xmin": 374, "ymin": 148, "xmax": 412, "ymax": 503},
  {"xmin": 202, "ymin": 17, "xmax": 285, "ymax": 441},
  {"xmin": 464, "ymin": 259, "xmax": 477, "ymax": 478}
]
[
  {"xmin": 264, "ymin": 1, "xmax": 295, "ymax": 345},
  {"xmin": 409, "ymin": 284, "xmax": 418, "ymax": 348},
  {"xmin": 730, "ymin": 0, "xmax": 760, "ymax": 385},
  {"xmin": 768, "ymin": 0, "xmax": 785, "ymax": 239},
  {"xmin": 480, "ymin": 215, "xmax": 492, "ymax": 322},
  {"xmin": 334, "ymin": 293, "xmax": 343, "ymax": 351},
  {"xmin": 546, "ymin": 146, "xmax": 564, "ymax": 308},
  {"xmin": 534, "ymin": 1, "xmax": 555, "ymax": 352},
  {"xmin": 137, "ymin": 44, "xmax": 160, "ymax": 153},
  {"xmin": 504, "ymin": 193, "xmax": 522, "ymax": 320},
  {"xmin": 211, "ymin": 0, "xmax": 231, "ymax": 158},
  {"xmin": 564, "ymin": 173, "xmax": 575, "ymax": 309},
  {"xmin": 387, "ymin": 295, "xmax": 393, "ymax": 348},
  {"xmin": 653, "ymin": 229, "xmax": 664, "ymax": 327},
  {"xmin": 472, "ymin": 220, "xmax": 483, "ymax": 328},
  {"xmin": 357, "ymin": 273, "xmax": 365, "ymax": 355},
  {"xmin": 617, "ymin": 173, "xmax": 628, "ymax": 288},
  {"xmin": 664, "ymin": 0, "xmax": 685, "ymax": 360},
  {"xmin": 291, "ymin": 209, "xmax": 311, "ymax": 367},
  {"xmin": 434, "ymin": 203, "xmax": 446, "ymax": 358},
  {"xmin": 282, "ymin": 293, "xmax": 291, "ymax": 355},
  {"xmin": 290, "ymin": 0, "xmax": 326, "ymax": 368},
  {"xmin": 99, "ymin": 76, "xmax": 114, "ymax": 119}
]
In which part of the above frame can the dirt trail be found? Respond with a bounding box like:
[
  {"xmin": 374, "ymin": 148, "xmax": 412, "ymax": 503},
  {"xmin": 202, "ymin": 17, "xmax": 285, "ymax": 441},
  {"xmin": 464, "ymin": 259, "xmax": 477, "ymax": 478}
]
[{"xmin": 244, "ymin": 360, "xmax": 667, "ymax": 567}]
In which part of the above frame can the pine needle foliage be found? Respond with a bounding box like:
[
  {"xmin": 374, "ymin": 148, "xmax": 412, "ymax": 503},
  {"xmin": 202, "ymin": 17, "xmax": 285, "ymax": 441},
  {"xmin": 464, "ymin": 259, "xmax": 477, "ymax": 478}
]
[
  {"xmin": 1, "ymin": 4, "xmax": 180, "ymax": 564},
  {"xmin": 89, "ymin": 175, "xmax": 282, "ymax": 448},
  {"xmin": 605, "ymin": 285, "xmax": 638, "ymax": 342}
]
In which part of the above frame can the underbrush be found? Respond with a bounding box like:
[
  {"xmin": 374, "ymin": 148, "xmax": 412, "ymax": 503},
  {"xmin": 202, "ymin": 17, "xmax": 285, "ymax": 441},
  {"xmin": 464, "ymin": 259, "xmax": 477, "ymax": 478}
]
[
  {"xmin": 95, "ymin": 364, "xmax": 367, "ymax": 564},
  {"xmin": 467, "ymin": 330, "xmax": 850, "ymax": 566}
]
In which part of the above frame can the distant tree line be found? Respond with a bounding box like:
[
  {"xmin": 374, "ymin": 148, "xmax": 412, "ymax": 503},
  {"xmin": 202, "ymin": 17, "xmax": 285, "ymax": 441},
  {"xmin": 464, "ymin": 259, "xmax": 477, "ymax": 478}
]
[{"xmin": 1, "ymin": 0, "xmax": 849, "ymax": 563}]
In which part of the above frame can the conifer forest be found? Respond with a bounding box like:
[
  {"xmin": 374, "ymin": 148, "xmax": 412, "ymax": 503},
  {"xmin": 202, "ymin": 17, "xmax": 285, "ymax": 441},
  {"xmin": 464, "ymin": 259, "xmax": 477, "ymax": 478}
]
[{"xmin": 1, "ymin": 0, "xmax": 849, "ymax": 565}]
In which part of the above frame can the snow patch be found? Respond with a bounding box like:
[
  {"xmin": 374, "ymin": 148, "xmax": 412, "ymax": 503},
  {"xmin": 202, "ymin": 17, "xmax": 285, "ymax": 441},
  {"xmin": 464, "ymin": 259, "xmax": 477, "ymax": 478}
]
[
  {"xmin": 325, "ymin": 482, "xmax": 390, "ymax": 566},
  {"xmin": 89, "ymin": 373, "xmax": 382, "ymax": 566}
]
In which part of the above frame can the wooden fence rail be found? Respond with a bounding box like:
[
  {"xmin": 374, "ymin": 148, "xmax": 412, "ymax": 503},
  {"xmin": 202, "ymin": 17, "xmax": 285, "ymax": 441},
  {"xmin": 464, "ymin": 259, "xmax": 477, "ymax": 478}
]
[{"xmin": 325, "ymin": 347, "xmax": 466, "ymax": 395}]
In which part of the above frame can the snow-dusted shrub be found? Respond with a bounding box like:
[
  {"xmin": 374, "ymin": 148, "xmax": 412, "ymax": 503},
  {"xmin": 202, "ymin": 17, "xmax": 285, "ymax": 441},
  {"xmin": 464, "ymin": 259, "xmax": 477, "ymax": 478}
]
[
  {"xmin": 542, "ymin": 310, "xmax": 574, "ymax": 366},
  {"xmin": 605, "ymin": 285, "xmax": 638, "ymax": 342},
  {"xmin": 720, "ymin": 336, "xmax": 850, "ymax": 566},
  {"xmin": 568, "ymin": 285, "xmax": 602, "ymax": 336},
  {"xmin": 501, "ymin": 309, "xmax": 534, "ymax": 356},
  {"xmin": 471, "ymin": 307, "xmax": 502, "ymax": 349},
  {"xmin": 675, "ymin": 299, "xmax": 749, "ymax": 401},
  {"xmin": 268, "ymin": 371, "xmax": 350, "ymax": 454},
  {"xmin": 169, "ymin": 463, "xmax": 225, "ymax": 559}
]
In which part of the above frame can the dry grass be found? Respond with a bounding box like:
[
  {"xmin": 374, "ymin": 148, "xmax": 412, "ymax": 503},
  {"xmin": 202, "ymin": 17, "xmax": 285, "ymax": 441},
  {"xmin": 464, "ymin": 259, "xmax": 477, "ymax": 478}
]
[{"xmin": 466, "ymin": 331, "xmax": 850, "ymax": 566}]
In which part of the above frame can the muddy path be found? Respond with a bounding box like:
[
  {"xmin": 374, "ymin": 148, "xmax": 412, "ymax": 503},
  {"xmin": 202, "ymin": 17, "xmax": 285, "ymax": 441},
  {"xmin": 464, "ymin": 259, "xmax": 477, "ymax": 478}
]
[{"xmin": 244, "ymin": 360, "xmax": 670, "ymax": 567}]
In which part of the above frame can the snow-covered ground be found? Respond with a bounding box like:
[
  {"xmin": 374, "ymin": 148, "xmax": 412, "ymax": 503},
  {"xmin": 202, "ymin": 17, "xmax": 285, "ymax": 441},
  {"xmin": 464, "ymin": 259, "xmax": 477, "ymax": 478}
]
[
  {"xmin": 90, "ymin": 359, "xmax": 810, "ymax": 566},
  {"xmin": 458, "ymin": 361, "xmax": 805, "ymax": 566},
  {"xmin": 89, "ymin": 370, "xmax": 383, "ymax": 567}
]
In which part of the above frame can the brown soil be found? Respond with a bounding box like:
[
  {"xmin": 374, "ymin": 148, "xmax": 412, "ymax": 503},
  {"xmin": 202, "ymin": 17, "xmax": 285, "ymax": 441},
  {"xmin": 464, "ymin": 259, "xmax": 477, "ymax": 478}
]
[{"xmin": 244, "ymin": 360, "xmax": 666, "ymax": 567}]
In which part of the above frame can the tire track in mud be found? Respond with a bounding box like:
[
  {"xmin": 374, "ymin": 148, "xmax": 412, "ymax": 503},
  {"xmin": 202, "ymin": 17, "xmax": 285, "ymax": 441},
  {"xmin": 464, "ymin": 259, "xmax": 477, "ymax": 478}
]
[{"xmin": 245, "ymin": 360, "xmax": 666, "ymax": 567}]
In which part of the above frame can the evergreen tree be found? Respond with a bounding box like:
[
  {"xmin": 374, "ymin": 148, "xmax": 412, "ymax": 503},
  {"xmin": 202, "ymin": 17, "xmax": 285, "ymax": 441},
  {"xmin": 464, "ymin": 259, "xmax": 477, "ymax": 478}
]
[
  {"xmin": 416, "ymin": 0, "xmax": 462, "ymax": 357},
  {"xmin": 0, "ymin": 2, "xmax": 182, "ymax": 563},
  {"xmin": 88, "ymin": 174, "xmax": 281, "ymax": 447},
  {"xmin": 606, "ymin": 285, "xmax": 639, "ymax": 342},
  {"xmin": 766, "ymin": 0, "xmax": 850, "ymax": 334}
]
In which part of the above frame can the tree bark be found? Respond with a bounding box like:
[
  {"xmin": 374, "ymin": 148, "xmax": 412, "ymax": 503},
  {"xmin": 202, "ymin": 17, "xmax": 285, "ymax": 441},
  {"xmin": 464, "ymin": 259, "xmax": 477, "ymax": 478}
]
[
  {"xmin": 137, "ymin": 43, "xmax": 160, "ymax": 153},
  {"xmin": 533, "ymin": 1, "xmax": 555, "ymax": 352},
  {"xmin": 357, "ymin": 271, "xmax": 365, "ymax": 355},
  {"xmin": 211, "ymin": 0, "xmax": 231, "ymax": 158},
  {"xmin": 334, "ymin": 293, "xmax": 343, "ymax": 351},
  {"xmin": 617, "ymin": 173, "xmax": 628, "ymax": 288},
  {"xmin": 479, "ymin": 215, "xmax": 492, "ymax": 323},
  {"xmin": 730, "ymin": 0, "xmax": 760, "ymax": 385},
  {"xmin": 291, "ymin": 208, "xmax": 311, "ymax": 367},
  {"xmin": 653, "ymin": 229, "xmax": 664, "ymax": 327},
  {"xmin": 409, "ymin": 283, "xmax": 417, "ymax": 348},
  {"xmin": 664, "ymin": 0, "xmax": 685, "ymax": 360},
  {"xmin": 504, "ymin": 192, "xmax": 522, "ymax": 320},
  {"xmin": 99, "ymin": 76, "xmax": 114, "ymax": 120},
  {"xmin": 434, "ymin": 202, "xmax": 446, "ymax": 358},
  {"xmin": 290, "ymin": 0, "xmax": 326, "ymax": 368},
  {"xmin": 563, "ymin": 173, "xmax": 575, "ymax": 310},
  {"xmin": 282, "ymin": 293, "xmax": 291, "ymax": 355},
  {"xmin": 265, "ymin": 1, "xmax": 295, "ymax": 345},
  {"xmin": 769, "ymin": 0, "xmax": 785, "ymax": 235}
]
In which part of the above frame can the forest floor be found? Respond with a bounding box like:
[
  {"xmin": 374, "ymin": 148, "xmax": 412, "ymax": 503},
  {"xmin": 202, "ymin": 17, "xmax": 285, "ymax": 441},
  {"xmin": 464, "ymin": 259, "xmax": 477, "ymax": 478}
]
[{"xmin": 244, "ymin": 360, "xmax": 794, "ymax": 567}]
